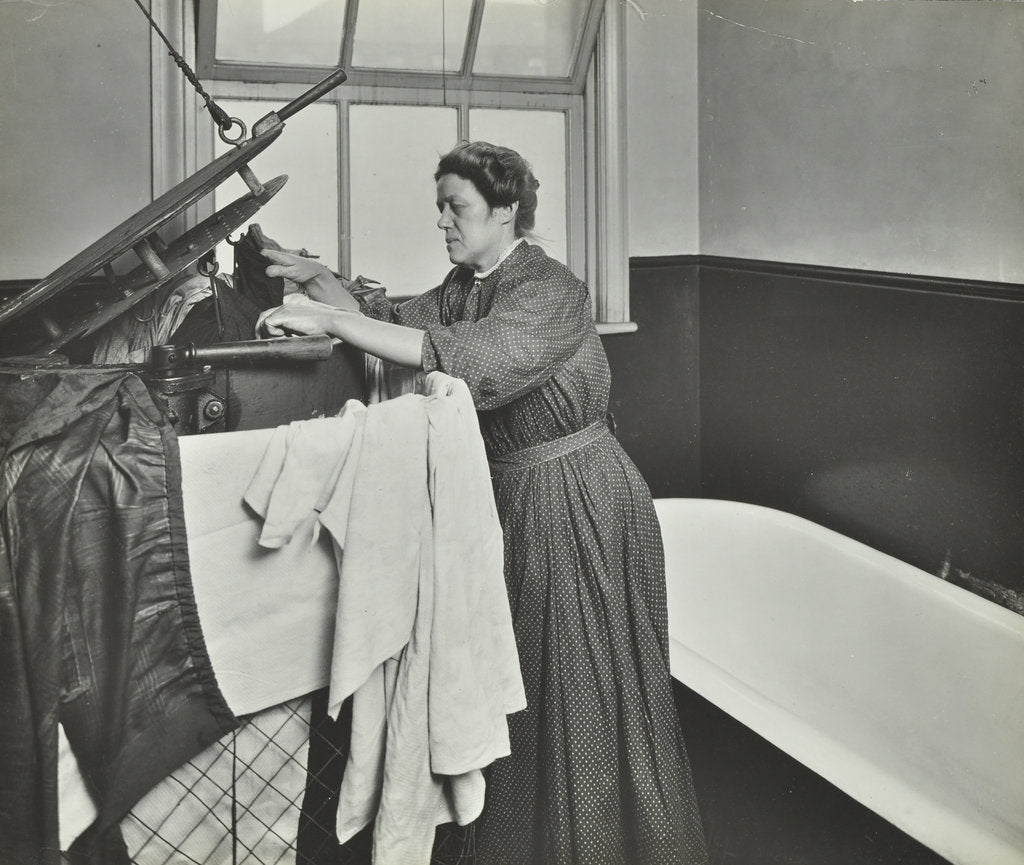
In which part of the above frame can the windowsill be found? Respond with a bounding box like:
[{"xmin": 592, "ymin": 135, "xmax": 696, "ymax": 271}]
[{"xmin": 596, "ymin": 321, "xmax": 638, "ymax": 335}]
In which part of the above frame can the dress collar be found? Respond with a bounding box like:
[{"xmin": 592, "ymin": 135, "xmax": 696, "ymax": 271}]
[{"xmin": 474, "ymin": 237, "xmax": 526, "ymax": 279}]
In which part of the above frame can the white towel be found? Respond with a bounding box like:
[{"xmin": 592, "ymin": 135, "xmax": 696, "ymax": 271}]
[
  {"xmin": 182, "ymin": 427, "xmax": 340, "ymax": 715},
  {"xmin": 245, "ymin": 372, "xmax": 525, "ymax": 865}
]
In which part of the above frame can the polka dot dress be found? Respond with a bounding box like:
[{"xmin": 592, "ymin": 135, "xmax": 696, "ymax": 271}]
[{"xmin": 360, "ymin": 242, "xmax": 708, "ymax": 865}]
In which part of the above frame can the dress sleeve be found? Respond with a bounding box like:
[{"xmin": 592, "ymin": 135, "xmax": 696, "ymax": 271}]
[
  {"xmin": 354, "ymin": 278, "xmax": 444, "ymax": 329},
  {"xmin": 421, "ymin": 274, "xmax": 590, "ymax": 411}
]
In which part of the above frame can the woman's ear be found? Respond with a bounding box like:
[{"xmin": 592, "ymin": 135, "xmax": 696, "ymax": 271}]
[{"xmin": 495, "ymin": 202, "xmax": 518, "ymax": 226}]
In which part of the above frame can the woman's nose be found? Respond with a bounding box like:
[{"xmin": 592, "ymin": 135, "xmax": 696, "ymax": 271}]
[{"xmin": 437, "ymin": 208, "xmax": 452, "ymax": 229}]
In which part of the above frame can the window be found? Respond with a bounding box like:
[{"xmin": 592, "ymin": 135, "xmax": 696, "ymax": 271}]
[{"xmin": 187, "ymin": 0, "xmax": 632, "ymax": 331}]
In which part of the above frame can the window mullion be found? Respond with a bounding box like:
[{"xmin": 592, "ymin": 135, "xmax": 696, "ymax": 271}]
[
  {"xmin": 339, "ymin": 98, "xmax": 352, "ymax": 277},
  {"xmin": 195, "ymin": 0, "xmax": 217, "ymax": 79},
  {"xmin": 340, "ymin": 0, "xmax": 359, "ymax": 70},
  {"xmin": 591, "ymin": 0, "xmax": 633, "ymax": 330},
  {"xmin": 462, "ymin": 0, "xmax": 486, "ymax": 82},
  {"xmin": 566, "ymin": 98, "xmax": 586, "ymax": 283}
]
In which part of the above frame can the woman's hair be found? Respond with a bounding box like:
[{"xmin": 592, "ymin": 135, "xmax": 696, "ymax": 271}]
[{"xmin": 435, "ymin": 141, "xmax": 540, "ymax": 238}]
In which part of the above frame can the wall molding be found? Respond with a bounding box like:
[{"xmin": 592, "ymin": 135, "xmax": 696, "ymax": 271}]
[
  {"xmin": 630, "ymin": 254, "xmax": 1024, "ymax": 303},
  {"xmin": 628, "ymin": 254, "xmax": 700, "ymax": 270},
  {"xmin": 8, "ymin": 255, "xmax": 1023, "ymax": 304}
]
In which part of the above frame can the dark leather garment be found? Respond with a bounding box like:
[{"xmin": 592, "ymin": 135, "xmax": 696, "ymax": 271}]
[{"xmin": 0, "ymin": 367, "xmax": 238, "ymax": 865}]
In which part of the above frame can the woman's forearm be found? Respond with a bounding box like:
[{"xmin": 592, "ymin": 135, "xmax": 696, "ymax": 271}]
[
  {"xmin": 328, "ymin": 310, "xmax": 425, "ymax": 368},
  {"xmin": 257, "ymin": 295, "xmax": 424, "ymax": 367}
]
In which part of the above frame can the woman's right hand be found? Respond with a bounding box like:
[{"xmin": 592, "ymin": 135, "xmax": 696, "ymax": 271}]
[
  {"xmin": 262, "ymin": 248, "xmax": 333, "ymax": 286},
  {"xmin": 256, "ymin": 293, "xmax": 348, "ymax": 339},
  {"xmin": 262, "ymin": 248, "xmax": 359, "ymax": 310}
]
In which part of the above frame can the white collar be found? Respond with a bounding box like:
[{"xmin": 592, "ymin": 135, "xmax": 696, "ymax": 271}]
[{"xmin": 474, "ymin": 237, "xmax": 525, "ymax": 279}]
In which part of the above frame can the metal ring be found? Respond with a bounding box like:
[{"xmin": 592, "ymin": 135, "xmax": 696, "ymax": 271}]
[
  {"xmin": 218, "ymin": 117, "xmax": 247, "ymax": 145},
  {"xmin": 197, "ymin": 256, "xmax": 219, "ymax": 277}
]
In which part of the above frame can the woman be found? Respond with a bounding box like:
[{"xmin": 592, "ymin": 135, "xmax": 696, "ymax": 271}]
[{"xmin": 259, "ymin": 141, "xmax": 707, "ymax": 865}]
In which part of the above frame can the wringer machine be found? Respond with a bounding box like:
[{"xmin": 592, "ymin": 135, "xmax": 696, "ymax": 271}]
[
  {"xmin": 0, "ymin": 10, "xmax": 397, "ymax": 863},
  {"xmin": 0, "ymin": 56, "xmax": 363, "ymax": 434}
]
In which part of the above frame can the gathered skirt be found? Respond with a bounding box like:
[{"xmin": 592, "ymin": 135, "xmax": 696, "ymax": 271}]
[{"xmin": 474, "ymin": 431, "xmax": 708, "ymax": 865}]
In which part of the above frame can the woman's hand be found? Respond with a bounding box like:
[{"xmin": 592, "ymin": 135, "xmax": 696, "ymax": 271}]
[
  {"xmin": 256, "ymin": 293, "xmax": 424, "ymax": 369},
  {"xmin": 256, "ymin": 294, "xmax": 350, "ymax": 338},
  {"xmin": 262, "ymin": 248, "xmax": 360, "ymax": 310},
  {"xmin": 262, "ymin": 248, "xmax": 334, "ymax": 285}
]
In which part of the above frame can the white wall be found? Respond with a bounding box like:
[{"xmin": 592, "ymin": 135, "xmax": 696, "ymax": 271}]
[
  {"xmin": 699, "ymin": 0, "xmax": 1024, "ymax": 283},
  {"xmin": 625, "ymin": 0, "xmax": 700, "ymax": 258},
  {"xmin": 0, "ymin": 0, "xmax": 152, "ymax": 281}
]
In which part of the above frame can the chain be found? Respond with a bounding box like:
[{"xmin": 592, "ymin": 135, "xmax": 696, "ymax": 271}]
[{"xmin": 132, "ymin": 0, "xmax": 234, "ymax": 134}]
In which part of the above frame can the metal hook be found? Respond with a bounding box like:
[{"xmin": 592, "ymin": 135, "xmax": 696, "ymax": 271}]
[
  {"xmin": 197, "ymin": 253, "xmax": 224, "ymax": 339},
  {"xmin": 134, "ymin": 297, "xmax": 158, "ymax": 324},
  {"xmin": 197, "ymin": 253, "xmax": 220, "ymax": 278}
]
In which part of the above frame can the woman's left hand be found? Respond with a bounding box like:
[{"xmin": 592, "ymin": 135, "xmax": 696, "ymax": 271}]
[{"xmin": 256, "ymin": 294, "xmax": 350, "ymax": 338}]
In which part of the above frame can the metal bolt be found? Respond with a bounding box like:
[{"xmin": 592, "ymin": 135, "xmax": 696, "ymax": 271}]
[{"xmin": 203, "ymin": 400, "xmax": 224, "ymax": 420}]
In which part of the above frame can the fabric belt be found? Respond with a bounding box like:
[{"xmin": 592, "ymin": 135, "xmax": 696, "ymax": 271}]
[{"xmin": 489, "ymin": 419, "xmax": 611, "ymax": 472}]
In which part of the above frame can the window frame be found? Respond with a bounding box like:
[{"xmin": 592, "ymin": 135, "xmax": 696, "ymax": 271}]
[
  {"xmin": 201, "ymin": 83, "xmax": 586, "ymax": 285},
  {"xmin": 173, "ymin": 0, "xmax": 632, "ymax": 331},
  {"xmin": 196, "ymin": 0, "xmax": 605, "ymax": 96}
]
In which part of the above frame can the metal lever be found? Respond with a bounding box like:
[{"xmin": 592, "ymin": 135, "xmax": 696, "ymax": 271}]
[
  {"xmin": 252, "ymin": 69, "xmax": 348, "ymax": 137},
  {"xmin": 150, "ymin": 335, "xmax": 334, "ymax": 372}
]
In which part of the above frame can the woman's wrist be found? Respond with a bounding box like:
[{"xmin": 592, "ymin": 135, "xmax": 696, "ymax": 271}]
[{"xmin": 306, "ymin": 271, "xmax": 359, "ymax": 310}]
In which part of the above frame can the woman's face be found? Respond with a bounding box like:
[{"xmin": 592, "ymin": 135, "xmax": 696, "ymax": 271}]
[{"xmin": 435, "ymin": 173, "xmax": 513, "ymax": 273}]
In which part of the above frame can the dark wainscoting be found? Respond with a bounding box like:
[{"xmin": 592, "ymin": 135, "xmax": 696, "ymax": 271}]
[
  {"xmin": 610, "ymin": 255, "xmax": 1021, "ymax": 864},
  {"xmin": 605, "ymin": 255, "xmax": 1024, "ymax": 601},
  {"xmin": 602, "ymin": 256, "xmax": 701, "ymax": 499}
]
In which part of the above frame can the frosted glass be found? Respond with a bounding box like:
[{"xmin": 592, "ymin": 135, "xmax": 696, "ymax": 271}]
[
  {"xmin": 213, "ymin": 101, "xmax": 339, "ymax": 273},
  {"xmin": 216, "ymin": 0, "xmax": 347, "ymax": 67},
  {"xmin": 474, "ymin": 0, "xmax": 588, "ymax": 77},
  {"xmin": 349, "ymin": 105, "xmax": 458, "ymax": 294},
  {"xmin": 352, "ymin": 0, "xmax": 471, "ymax": 72},
  {"xmin": 469, "ymin": 110, "xmax": 567, "ymax": 264}
]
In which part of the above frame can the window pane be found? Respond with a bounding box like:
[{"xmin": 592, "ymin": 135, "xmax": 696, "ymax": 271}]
[
  {"xmin": 349, "ymin": 104, "xmax": 458, "ymax": 294},
  {"xmin": 352, "ymin": 0, "xmax": 471, "ymax": 73},
  {"xmin": 474, "ymin": 0, "xmax": 589, "ymax": 77},
  {"xmin": 216, "ymin": 0, "xmax": 347, "ymax": 67},
  {"xmin": 213, "ymin": 100, "xmax": 339, "ymax": 271},
  {"xmin": 469, "ymin": 110, "xmax": 567, "ymax": 264}
]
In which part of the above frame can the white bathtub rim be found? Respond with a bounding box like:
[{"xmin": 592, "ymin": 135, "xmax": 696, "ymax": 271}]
[
  {"xmin": 670, "ymin": 640, "xmax": 1023, "ymax": 865},
  {"xmin": 655, "ymin": 498, "xmax": 1024, "ymax": 636}
]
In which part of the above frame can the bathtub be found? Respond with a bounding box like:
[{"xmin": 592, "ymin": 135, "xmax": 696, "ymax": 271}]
[{"xmin": 655, "ymin": 498, "xmax": 1024, "ymax": 865}]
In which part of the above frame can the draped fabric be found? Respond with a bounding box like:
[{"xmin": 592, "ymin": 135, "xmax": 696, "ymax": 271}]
[
  {"xmin": 359, "ymin": 242, "xmax": 708, "ymax": 865},
  {"xmin": 0, "ymin": 367, "xmax": 237, "ymax": 865},
  {"xmin": 243, "ymin": 375, "xmax": 525, "ymax": 865}
]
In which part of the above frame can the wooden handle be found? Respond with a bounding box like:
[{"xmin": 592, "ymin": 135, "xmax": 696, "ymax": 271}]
[{"xmin": 253, "ymin": 69, "xmax": 348, "ymax": 135}]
